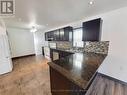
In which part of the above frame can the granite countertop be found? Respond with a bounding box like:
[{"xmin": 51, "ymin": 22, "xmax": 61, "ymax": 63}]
[
  {"xmin": 50, "ymin": 48, "xmax": 72, "ymax": 52},
  {"xmin": 50, "ymin": 47, "xmax": 85, "ymax": 53},
  {"xmin": 48, "ymin": 52, "xmax": 106, "ymax": 89}
]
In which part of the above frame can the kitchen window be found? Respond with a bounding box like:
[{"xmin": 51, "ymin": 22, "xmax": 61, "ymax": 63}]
[{"xmin": 73, "ymin": 28, "xmax": 84, "ymax": 47}]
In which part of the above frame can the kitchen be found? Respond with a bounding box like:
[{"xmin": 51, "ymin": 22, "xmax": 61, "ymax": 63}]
[
  {"xmin": 44, "ymin": 18, "xmax": 110, "ymax": 95},
  {"xmin": 0, "ymin": 0, "xmax": 127, "ymax": 95},
  {"xmin": 43, "ymin": 7, "xmax": 127, "ymax": 94}
]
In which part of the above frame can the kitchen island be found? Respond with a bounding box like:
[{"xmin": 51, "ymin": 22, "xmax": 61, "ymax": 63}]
[{"xmin": 48, "ymin": 52, "xmax": 106, "ymax": 95}]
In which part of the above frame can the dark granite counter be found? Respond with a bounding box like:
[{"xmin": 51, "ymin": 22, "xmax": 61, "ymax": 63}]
[
  {"xmin": 48, "ymin": 52, "xmax": 106, "ymax": 89},
  {"xmin": 50, "ymin": 48, "xmax": 74, "ymax": 53},
  {"xmin": 50, "ymin": 47, "xmax": 85, "ymax": 53}
]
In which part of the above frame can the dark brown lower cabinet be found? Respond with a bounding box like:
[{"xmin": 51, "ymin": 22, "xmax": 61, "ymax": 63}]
[{"xmin": 49, "ymin": 67, "xmax": 86, "ymax": 95}]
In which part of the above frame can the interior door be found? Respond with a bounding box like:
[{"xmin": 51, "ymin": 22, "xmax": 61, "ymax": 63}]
[{"xmin": 0, "ymin": 35, "xmax": 13, "ymax": 74}]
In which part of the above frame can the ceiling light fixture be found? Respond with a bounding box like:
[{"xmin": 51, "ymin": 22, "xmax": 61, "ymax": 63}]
[
  {"xmin": 89, "ymin": 1, "xmax": 93, "ymax": 5},
  {"xmin": 30, "ymin": 26, "xmax": 37, "ymax": 33},
  {"xmin": 89, "ymin": 0, "xmax": 94, "ymax": 5}
]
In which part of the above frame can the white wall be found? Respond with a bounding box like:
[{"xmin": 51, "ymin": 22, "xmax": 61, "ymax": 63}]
[
  {"xmin": 97, "ymin": 7, "xmax": 127, "ymax": 82},
  {"xmin": 7, "ymin": 28, "xmax": 35, "ymax": 58},
  {"xmin": 79, "ymin": 7, "xmax": 127, "ymax": 82},
  {"xmin": 34, "ymin": 31, "xmax": 48, "ymax": 55}
]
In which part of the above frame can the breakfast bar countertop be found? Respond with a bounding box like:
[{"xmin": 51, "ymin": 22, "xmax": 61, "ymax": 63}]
[{"xmin": 48, "ymin": 52, "xmax": 106, "ymax": 89}]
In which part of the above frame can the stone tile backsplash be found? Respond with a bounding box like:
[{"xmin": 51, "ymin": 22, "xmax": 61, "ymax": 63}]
[
  {"xmin": 56, "ymin": 41, "xmax": 72, "ymax": 49},
  {"xmin": 49, "ymin": 41, "xmax": 109, "ymax": 54},
  {"xmin": 84, "ymin": 41, "xmax": 109, "ymax": 54}
]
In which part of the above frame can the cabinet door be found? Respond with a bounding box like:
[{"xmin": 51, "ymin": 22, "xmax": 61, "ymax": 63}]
[
  {"xmin": 46, "ymin": 31, "xmax": 54, "ymax": 41},
  {"xmin": 63, "ymin": 27, "xmax": 69, "ymax": 41},
  {"xmin": 59, "ymin": 27, "xmax": 73, "ymax": 41},
  {"xmin": 47, "ymin": 32, "xmax": 51, "ymax": 41},
  {"xmin": 59, "ymin": 29, "xmax": 64, "ymax": 41},
  {"xmin": 50, "ymin": 67, "xmax": 86, "ymax": 95},
  {"xmin": 56, "ymin": 30, "xmax": 60, "ymax": 41},
  {"xmin": 82, "ymin": 18, "xmax": 101, "ymax": 41},
  {"xmin": 64, "ymin": 27, "xmax": 73, "ymax": 41},
  {"xmin": 53, "ymin": 30, "xmax": 60, "ymax": 41},
  {"xmin": 47, "ymin": 32, "xmax": 51, "ymax": 39},
  {"xmin": 45, "ymin": 32, "xmax": 48, "ymax": 41},
  {"xmin": 50, "ymin": 31, "xmax": 54, "ymax": 41},
  {"xmin": 53, "ymin": 30, "xmax": 57, "ymax": 41},
  {"xmin": 45, "ymin": 31, "xmax": 54, "ymax": 41}
]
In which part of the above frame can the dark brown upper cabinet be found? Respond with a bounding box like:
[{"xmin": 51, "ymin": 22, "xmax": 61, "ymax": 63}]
[
  {"xmin": 82, "ymin": 18, "xmax": 102, "ymax": 41},
  {"xmin": 59, "ymin": 27, "xmax": 73, "ymax": 41},
  {"xmin": 45, "ymin": 31, "xmax": 54, "ymax": 41},
  {"xmin": 53, "ymin": 30, "xmax": 59, "ymax": 41},
  {"xmin": 45, "ymin": 26, "xmax": 73, "ymax": 41},
  {"xmin": 45, "ymin": 32, "xmax": 48, "ymax": 41}
]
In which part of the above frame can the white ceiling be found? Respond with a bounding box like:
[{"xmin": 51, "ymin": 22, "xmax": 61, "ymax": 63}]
[{"xmin": 3, "ymin": 0, "xmax": 127, "ymax": 31}]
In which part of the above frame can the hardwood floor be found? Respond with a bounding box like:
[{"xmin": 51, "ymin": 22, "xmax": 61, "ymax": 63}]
[
  {"xmin": 86, "ymin": 73, "xmax": 127, "ymax": 95},
  {"xmin": 0, "ymin": 55, "xmax": 51, "ymax": 95}
]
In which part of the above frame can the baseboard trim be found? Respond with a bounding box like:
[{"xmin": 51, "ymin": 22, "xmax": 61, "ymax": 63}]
[
  {"xmin": 12, "ymin": 54, "xmax": 36, "ymax": 60},
  {"xmin": 98, "ymin": 73, "xmax": 127, "ymax": 86}
]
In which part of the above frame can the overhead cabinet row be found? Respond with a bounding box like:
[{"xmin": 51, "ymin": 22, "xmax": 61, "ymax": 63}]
[
  {"xmin": 82, "ymin": 18, "xmax": 102, "ymax": 41},
  {"xmin": 45, "ymin": 18, "xmax": 102, "ymax": 42},
  {"xmin": 45, "ymin": 26, "xmax": 73, "ymax": 41}
]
